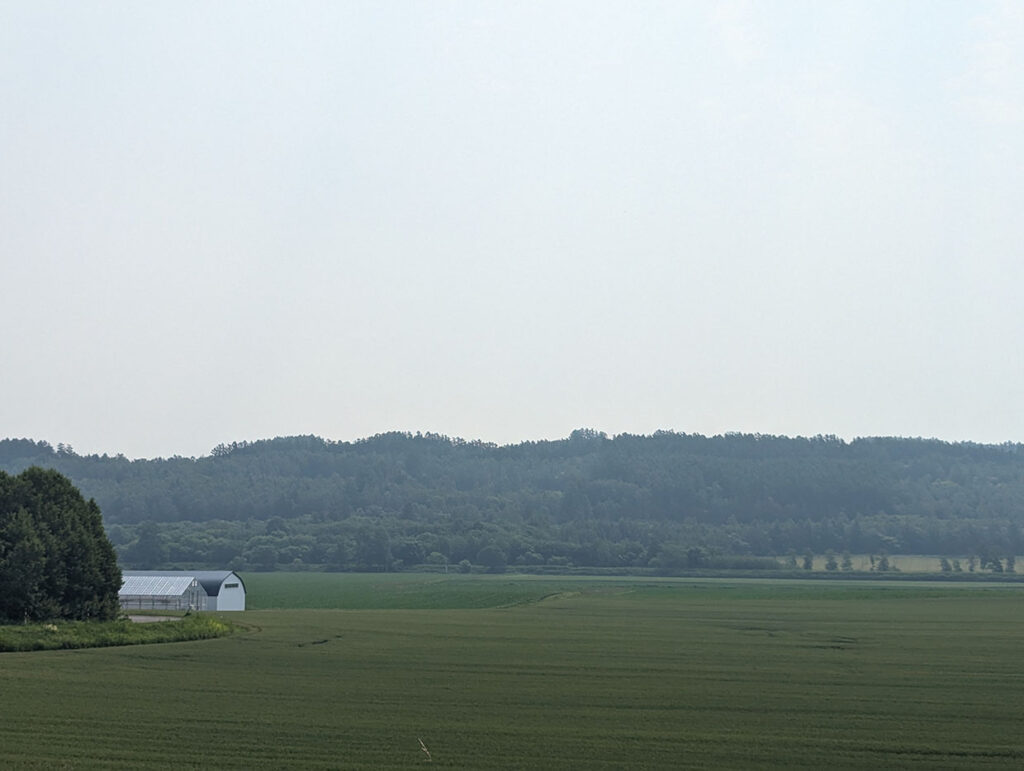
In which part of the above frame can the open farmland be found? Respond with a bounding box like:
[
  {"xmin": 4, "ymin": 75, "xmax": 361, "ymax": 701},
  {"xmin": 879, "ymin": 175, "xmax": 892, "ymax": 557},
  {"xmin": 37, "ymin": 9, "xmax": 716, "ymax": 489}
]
[{"xmin": 3, "ymin": 575, "xmax": 1024, "ymax": 769}]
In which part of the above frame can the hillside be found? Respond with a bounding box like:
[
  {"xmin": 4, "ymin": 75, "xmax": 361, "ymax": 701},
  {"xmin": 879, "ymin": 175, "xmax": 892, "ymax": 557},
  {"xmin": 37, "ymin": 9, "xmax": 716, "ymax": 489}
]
[{"xmin": 2, "ymin": 431, "xmax": 1023, "ymax": 571}]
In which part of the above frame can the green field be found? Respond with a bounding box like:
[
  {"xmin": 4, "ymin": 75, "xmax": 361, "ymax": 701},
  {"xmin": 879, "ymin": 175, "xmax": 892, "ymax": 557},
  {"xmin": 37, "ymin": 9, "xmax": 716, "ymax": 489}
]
[{"xmin": 3, "ymin": 574, "xmax": 1024, "ymax": 769}]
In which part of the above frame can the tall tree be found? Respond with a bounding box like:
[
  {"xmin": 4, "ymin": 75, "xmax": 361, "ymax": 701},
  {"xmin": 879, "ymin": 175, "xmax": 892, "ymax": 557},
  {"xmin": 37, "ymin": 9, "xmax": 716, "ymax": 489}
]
[{"xmin": 0, "ymin": 468, "xmax": 121, "ymax": 622}]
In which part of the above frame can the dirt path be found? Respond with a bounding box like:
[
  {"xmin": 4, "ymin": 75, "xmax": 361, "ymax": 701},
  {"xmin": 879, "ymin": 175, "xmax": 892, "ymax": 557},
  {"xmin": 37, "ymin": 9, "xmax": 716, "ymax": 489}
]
[{"xmin": 127, "ymin": 615, "xmax": 182, "ymax": 623}]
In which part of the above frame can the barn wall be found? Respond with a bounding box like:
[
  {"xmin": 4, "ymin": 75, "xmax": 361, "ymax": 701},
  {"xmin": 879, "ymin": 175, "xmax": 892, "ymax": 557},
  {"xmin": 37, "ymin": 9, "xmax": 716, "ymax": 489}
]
[{"xmin": 216, "ymin": 575, "xmax": 246, "ymax": 611}]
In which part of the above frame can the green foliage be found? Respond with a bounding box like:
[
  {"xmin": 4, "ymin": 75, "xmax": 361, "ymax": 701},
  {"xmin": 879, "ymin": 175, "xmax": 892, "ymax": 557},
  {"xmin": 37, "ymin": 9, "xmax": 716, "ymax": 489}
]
[
  {"xmin": 475, "ymin": 544, "xmax": 507, "ymax": 573},
  {"xmin": 0, "ymin": 614, "xmax": 233, "ymax": 652},
  {"xmin": 6, "ymin": 433, "xmax": 1024, "ymax": 571},
  {"xmin": 123, "ymin": 520, "xmax": 167, "ymax": 568},
  {"xmin": 0, "ymin": 468, "xmax": 121, "ymax": 622}
]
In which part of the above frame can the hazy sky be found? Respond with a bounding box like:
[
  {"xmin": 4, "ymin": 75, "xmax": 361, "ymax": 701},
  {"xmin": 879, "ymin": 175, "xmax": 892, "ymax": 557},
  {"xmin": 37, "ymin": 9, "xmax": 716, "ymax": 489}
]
[{"xmin": 2, "ymin": 1, "xmax": 1023, "ymax": 459}]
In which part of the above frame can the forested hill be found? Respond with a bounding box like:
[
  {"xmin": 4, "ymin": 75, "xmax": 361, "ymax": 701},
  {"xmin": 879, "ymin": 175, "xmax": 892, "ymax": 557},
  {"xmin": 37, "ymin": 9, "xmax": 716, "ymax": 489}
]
[{"xmin": 3, "ymin": 431, "xmax": 1024, "ymax": 571}]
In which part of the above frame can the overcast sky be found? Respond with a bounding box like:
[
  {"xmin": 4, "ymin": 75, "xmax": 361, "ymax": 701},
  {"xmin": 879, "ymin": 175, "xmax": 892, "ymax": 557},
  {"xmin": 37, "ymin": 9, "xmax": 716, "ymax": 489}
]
[{"xmin": 2, "ymin": 1, "xmax": 1022, "ymax": 459}]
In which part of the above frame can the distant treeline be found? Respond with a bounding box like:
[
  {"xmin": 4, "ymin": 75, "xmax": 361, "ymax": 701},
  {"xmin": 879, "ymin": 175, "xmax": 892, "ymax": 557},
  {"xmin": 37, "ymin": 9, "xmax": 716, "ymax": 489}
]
[{"xmin": 2, "ymin": 431, "xmax": 1023, "ymax": 572}]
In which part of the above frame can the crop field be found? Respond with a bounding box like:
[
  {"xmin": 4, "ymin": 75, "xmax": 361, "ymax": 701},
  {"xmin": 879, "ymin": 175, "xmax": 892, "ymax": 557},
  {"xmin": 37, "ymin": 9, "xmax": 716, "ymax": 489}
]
[{"xmin": 3, "ymin": 575, "xmax": 1024, "ymax": 769}]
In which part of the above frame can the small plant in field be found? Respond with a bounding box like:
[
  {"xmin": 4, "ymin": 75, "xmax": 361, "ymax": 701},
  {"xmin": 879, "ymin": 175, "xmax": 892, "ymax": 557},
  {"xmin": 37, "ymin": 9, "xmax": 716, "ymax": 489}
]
[
  {"xmin": 43, "ymin": 624, "xmax": 58, "ymax": 633},
  {"xmin": 418, "ymin": 737, "xmax": 432, "ymax": 762}
]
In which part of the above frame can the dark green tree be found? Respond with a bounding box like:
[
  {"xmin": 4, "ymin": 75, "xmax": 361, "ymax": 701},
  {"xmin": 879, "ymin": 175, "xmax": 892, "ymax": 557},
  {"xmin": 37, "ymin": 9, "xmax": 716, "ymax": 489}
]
[
  {"xmin": 686, "ymin": 546, "xmax": 709, "ymax": 568},
  {"xmin": 476, "ymin": 544, "xmax": 507, "ymax": 573},
  {"xmin": 0, "ymin": 508, "xmax": 50, "ymax": 620},
  {"xmin": 124, "ymin": 521, "xmax": 167, "ymax": 568},
  {"xmin": 0, "ymin": 468, "xmax": 121, "ymax": 622},
  {"xmin": 353, "ymin": 522, "xmax": 391, "ymax": 571}
]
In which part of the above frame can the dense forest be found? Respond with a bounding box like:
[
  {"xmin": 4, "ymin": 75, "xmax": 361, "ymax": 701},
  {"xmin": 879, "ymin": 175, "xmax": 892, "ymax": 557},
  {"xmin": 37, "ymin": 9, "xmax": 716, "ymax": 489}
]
[{"xmin": 2, "ymin": 431, "xmax": 1023, "ymax": 573}]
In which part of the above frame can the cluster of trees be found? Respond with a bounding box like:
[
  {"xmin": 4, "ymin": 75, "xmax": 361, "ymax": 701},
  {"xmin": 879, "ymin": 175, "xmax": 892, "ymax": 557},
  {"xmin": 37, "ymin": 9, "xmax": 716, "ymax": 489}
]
[
  {"xmin": 2, "ymin": 431, "xmax": 1024, "ymax": 572},
  {"xmin": 938, "ymin": 555, "xmax": 1015, "ymax": 573},
  {"xmin": 0, "ymin": 468, "xmax": 121, "ymax": 621}
]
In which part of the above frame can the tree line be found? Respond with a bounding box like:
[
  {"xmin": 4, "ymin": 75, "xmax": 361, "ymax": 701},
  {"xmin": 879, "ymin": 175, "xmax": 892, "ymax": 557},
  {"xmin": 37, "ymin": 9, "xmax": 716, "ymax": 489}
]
[{"xmin": 2, "ymin": 431, "xmax": 1024, "ymax": 572}]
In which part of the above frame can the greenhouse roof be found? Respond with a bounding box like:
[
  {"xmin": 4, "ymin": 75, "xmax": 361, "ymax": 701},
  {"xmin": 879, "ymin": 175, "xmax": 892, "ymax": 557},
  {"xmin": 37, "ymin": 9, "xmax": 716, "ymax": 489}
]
[{"xmin": 119, "ymin": 574, "xmax": 198, "ymax": 597}]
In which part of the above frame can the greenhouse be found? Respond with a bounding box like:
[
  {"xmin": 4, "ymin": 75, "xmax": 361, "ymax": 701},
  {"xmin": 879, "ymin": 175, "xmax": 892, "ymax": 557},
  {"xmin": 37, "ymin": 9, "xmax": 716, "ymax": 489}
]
[{"xmin": 118, "ymin": 571, "xmax": 246, "ymax": 611}]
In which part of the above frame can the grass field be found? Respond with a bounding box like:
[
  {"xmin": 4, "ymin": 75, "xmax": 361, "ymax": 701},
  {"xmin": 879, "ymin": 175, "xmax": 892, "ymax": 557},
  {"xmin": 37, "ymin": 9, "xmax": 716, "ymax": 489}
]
[{"xmin": 3, "ymin": 574, "xmax": 1024, "ymax": 769}]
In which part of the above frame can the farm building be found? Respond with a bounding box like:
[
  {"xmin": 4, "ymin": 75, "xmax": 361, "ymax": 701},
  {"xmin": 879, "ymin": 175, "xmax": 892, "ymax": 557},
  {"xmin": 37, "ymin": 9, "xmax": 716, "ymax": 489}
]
[{"xmin": 119, "ymin": 570, "xmax": 246, "ymax": 611}]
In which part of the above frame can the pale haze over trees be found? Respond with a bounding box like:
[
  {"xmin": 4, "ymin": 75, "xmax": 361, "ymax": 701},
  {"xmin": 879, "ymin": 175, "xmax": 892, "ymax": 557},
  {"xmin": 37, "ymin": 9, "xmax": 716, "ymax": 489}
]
[{"xmin": 1, "ymin": 3, "xmax": 1022, "ymax": 459}]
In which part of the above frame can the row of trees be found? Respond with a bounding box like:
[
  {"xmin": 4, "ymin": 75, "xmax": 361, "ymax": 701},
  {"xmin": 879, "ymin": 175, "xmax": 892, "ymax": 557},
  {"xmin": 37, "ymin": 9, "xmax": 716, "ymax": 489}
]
[
  {"xmin": 103, "ymin": 511, "xmax": 1021, "ymax": 573},
  {"xmin": 4, "ymin": 432, "xmax": 1024, "ymax": 571},
  {"xmin": 0, "ymin": 468, "xmax": 121, "ymax": 622}
]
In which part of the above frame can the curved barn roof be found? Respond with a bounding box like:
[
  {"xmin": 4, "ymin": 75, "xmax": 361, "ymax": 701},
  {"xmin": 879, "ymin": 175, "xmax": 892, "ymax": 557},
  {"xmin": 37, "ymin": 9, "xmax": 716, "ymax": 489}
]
[{"xmin": 190, "ymin": 571, "xmax": 246, "ymax": 596}]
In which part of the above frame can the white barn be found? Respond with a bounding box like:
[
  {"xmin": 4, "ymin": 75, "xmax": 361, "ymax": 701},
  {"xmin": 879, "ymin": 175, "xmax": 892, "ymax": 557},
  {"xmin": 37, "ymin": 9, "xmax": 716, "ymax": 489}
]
[{"xmin": 119, "ymin": 571, "xmax": 246, "ymax": 611}]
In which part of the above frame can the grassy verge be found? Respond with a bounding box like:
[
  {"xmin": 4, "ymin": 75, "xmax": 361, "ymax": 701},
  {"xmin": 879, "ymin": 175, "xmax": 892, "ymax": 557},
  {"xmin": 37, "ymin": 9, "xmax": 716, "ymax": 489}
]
[{"xmin": 0, "ymin": 614, "xmax": 235, "ymax": 652}]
